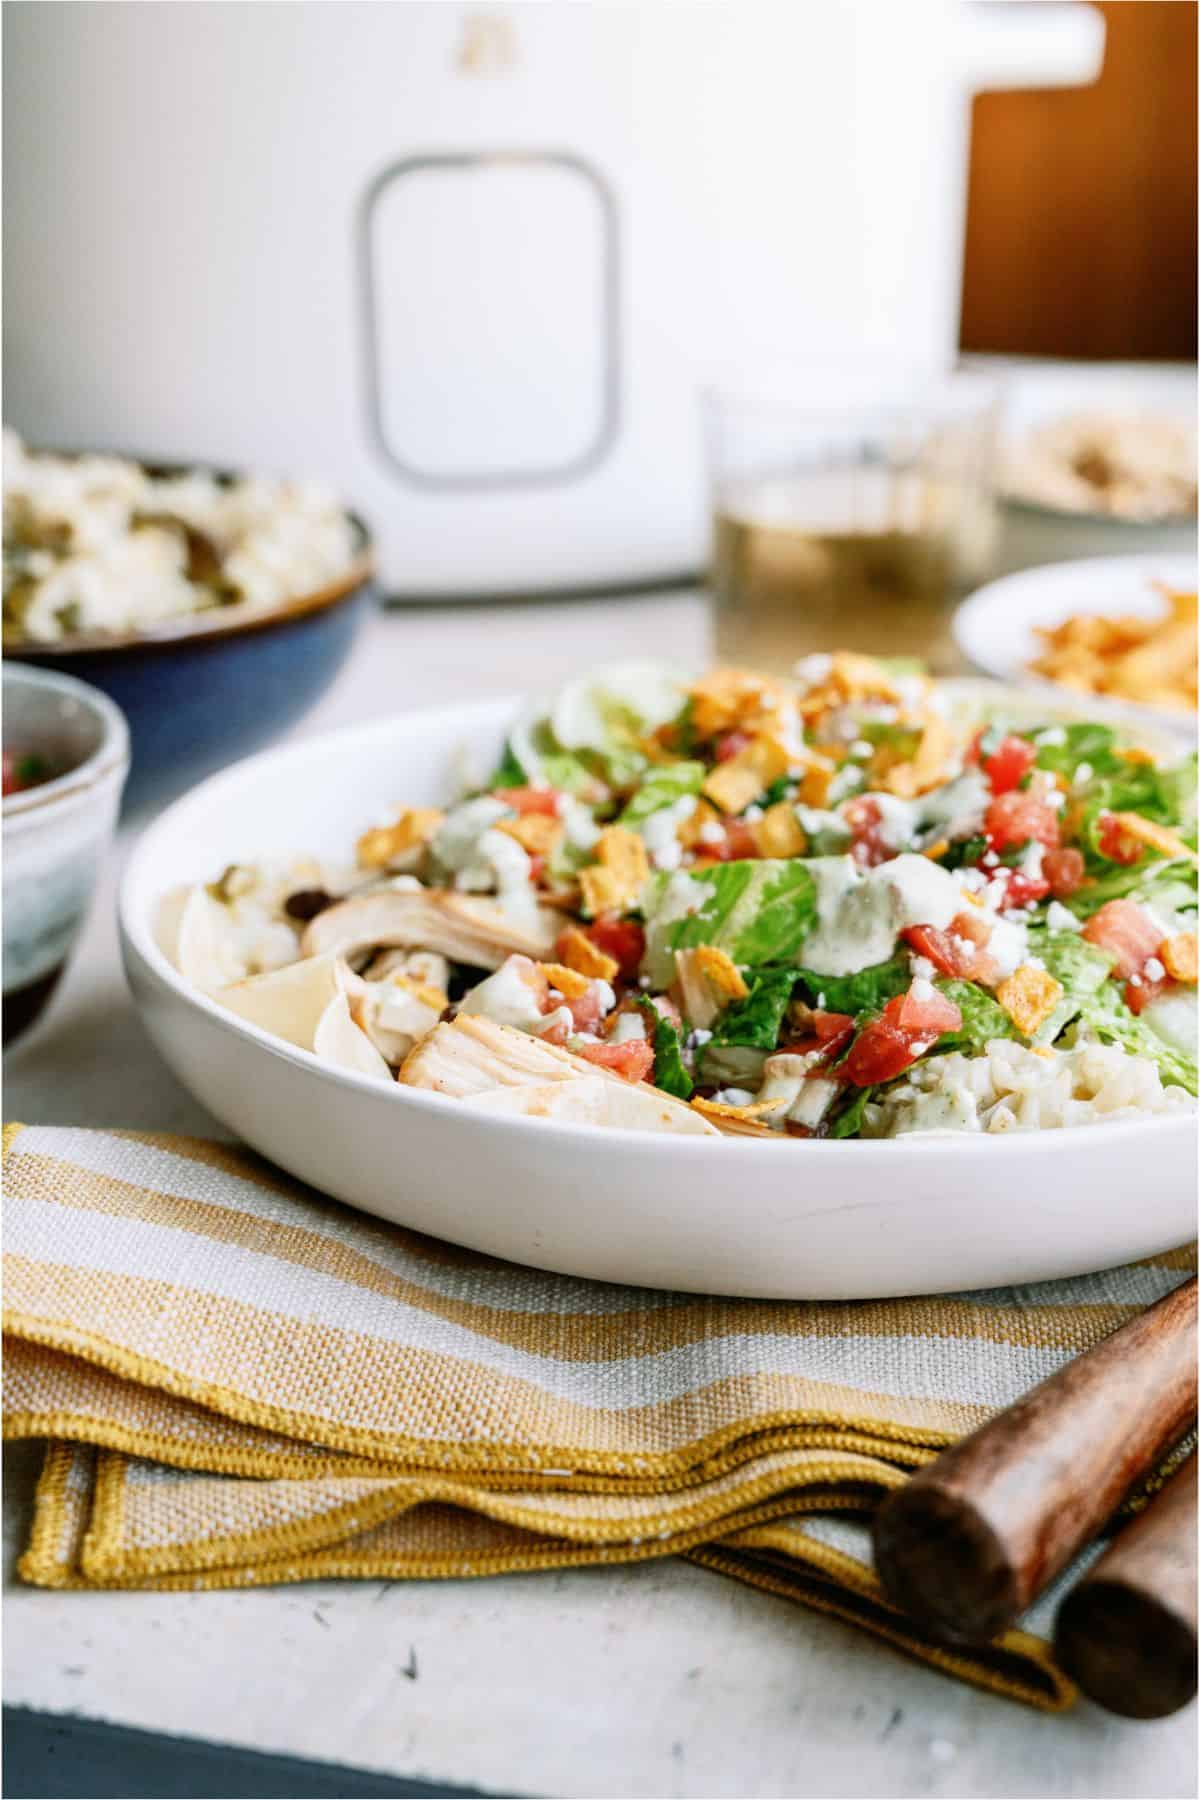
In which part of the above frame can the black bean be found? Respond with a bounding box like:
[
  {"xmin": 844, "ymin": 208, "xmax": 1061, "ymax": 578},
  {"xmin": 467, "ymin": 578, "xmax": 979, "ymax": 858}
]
[{"xmin": 283, "ymin": 887, "xmax": 333, "ymax": 922}]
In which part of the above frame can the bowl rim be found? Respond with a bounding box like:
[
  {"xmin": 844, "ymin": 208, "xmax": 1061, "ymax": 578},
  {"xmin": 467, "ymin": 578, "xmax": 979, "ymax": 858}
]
[
  {"xmin": 119, "ymin": 682, "xmax": 1198, "ymax": 1160},
  {"xmin": 3, "ymin": 660, "xmax": 130, "ymax": 818},
  {"xmin": 3, "ymin": 448, "xmax": 374, "ymax": 657}
]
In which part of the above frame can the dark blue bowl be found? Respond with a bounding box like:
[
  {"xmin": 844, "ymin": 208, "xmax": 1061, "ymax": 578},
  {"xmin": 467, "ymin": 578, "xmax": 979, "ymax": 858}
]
[{"xmin": 5, "ymin": 520, "xmax": 374, "ymax": 818}]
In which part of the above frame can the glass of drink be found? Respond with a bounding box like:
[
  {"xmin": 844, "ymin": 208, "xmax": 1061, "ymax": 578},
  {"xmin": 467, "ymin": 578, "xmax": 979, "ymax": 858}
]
[{"xmin": 705, "ymin": 365, "xmax": 1001, "ymax": 675}]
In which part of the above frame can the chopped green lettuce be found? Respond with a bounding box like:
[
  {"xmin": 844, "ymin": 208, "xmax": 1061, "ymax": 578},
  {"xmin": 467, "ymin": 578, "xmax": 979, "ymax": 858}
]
[
  {"xmin": 696, "ymin": 1042, "xmax": 769, "ymax": 1088},
  {"xmin": 1077, "ymin": 982, "xmax": 1198, "ymax": 1096},
  {"xmin": 1023, "ymin": 927, "xmax": 1114, "ymax": 1044},
  {"xmin": 794, "ymin": 957, "xmax": 909, "ymax": 1016},
  {"xmin": 641, "ymin": 861, "xmax": 817, "ymax": 985},
  {"xmin": 709, "ymin": 968, "xmax": 798, "ymax": 1050},
  {"xmin": 1031, "ymin": 722, "xmax": 1124, "ymax": 783},
  {"xmin": 828, "ymin": 1085, "xmax": 874, "ymax": 1138},
  {"xmin": 618, "ymin": 762, "xmax": 705, "ymax": 828},
  {"xmin": 1078, "ymin": 753, "xmax": 1198, "ymax": 865},
  {"xmin": 636, "ymin": 1000, "xmax": 693, "ymax": 1099},
  {"xmin": 1069, "ymin": 857, "xmax": 1198, "ymax": 920},
  {"xmin": 486, "ymin": 741, "xmax": 528, "ymax": 789},
  {"xmin": 934, "ymin": 980, "xmax": 1018, "ymax": 1052}
]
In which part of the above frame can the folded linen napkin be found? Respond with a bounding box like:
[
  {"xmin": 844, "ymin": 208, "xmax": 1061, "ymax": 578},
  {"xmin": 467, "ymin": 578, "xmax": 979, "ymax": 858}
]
[{"xmin": 4, "ymin": 1123, "xmax": 1193, "ymax": 1712}]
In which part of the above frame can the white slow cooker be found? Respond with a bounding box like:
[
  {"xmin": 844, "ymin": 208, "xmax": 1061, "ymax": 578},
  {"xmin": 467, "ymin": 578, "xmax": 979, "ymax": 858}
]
[{"xmin": 3, "ymin": 2, "xmax": 1103, "ymax": 596}]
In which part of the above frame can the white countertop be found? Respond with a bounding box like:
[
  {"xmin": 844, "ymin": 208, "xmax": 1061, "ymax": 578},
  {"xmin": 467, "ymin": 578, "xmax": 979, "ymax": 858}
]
[{"xmin": 4, "ymin": 593, "xmax": 1194, "ymax": 1799}]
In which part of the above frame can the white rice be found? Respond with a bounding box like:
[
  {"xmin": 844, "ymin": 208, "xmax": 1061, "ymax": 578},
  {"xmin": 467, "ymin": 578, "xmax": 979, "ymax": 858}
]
[{"xmin": 862, "ymin": 1037, "xmax": 1195, "ymax": 1138}]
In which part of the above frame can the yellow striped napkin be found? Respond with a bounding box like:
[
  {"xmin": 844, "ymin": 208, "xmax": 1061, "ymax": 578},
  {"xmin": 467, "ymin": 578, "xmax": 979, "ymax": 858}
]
[{"xmin": 4, "ymin": 1123, "xmax": 1192, "ymax": 1712}]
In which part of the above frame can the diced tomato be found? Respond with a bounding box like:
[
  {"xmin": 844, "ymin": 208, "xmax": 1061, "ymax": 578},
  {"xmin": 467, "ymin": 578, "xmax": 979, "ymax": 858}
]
[
  {"xmin": 780, "ymin": 1017, "xmax": 856, "ymax": 1064},
  {"xmin": 999, "ymin": 868, "xmax": 1051, "ymax": 910},
  {"xmin": 1043, "ymin": 846, "xmax": 1086, "ymax": 899},
  {"xmin": 1096, "ymin": 811, "xmax": 1143, "ymax": 866},
  {"xmin": 985, "ymin": 790, "xmax": 1061, "ymax": 853},
  {"xmin": 1, "ymin": 752, "xmax": 17, "ymax": 798},
  {"xmin": 844, "ymin": 797, "xmax": 892, "ymax": 869},
  {"xmin": 894, "ymin": 985, "xmax": 962, "ymax": 1037},
  {"xmin": 950, "ymin": 908, "xmax": 991, "ymax": 947},
  {"xmin": 714, "ymin": 729, "xmax": 751, "ymax": 763},
  {"xmin": 902, "ymin": 922, "xmax": 999, "ymax": 986},
  {"xmin": 1125, "ymin": 974, "xmax": 1172, "ymax": 1016},
  {"xmin": 493, "ymin": 786, "xmax": 561, "ymax": 817},
  {"xmin": 811, "ymin": 1010, "xmax": 855, "ymax": 1044},
  {"xmin": 575, "ymin": 1038, "xmax": 655, "ymax": 1084},
  {"xmin": 1081, "ymin": 899, "xmax": 1163, "ymax": 980},
  {"xmin": 981, "ymin": 734, "xmax": 1037, "ymax": 795},
  {"xmin": 583, "ymin": 918, "xmax": 645, "ymax": 981},
  {"xmin": 841, "ymin": 1019, "xmax": 917, "ymax": 1086},
  {"xmin": 841, "ymin": 987, "xmax": 961, "ymax": 1086},
  {"xmin": 526, "ymin": 853, "xmax": 546, "ymax": 886}
]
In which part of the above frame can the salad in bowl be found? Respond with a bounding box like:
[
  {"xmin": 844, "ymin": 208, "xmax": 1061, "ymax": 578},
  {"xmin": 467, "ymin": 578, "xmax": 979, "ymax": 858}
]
[{"xmin": 158, "ymin": 654, "xmax": 1197, "ymax": 1144}]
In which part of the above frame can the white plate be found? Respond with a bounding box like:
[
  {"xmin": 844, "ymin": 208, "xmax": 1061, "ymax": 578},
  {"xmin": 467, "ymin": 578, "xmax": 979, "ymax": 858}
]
[
  {"xmin": 119, "ymin": 686, "xmax": 1196, "ymax": 1301},
  {"xmin": 954, "ymin": 552, "xmax": 1197, "ymax": 739}
]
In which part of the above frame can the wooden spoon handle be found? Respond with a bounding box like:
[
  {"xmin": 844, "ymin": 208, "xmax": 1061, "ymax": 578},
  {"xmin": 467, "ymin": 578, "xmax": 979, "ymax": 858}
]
[
  {"xmin": 1054, "ymin": 1452, "xmax": 1197, "ymax": 1719},
  {"xmin": 872, "ymin": 1276, "xmax": 1197, "ymax": 1645}
]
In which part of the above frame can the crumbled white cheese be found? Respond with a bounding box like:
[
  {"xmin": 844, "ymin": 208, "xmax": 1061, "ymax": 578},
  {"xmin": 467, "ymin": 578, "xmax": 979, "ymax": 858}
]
[
  {"xmin": 698, "ymin": 820, "xmax": 726, "ymax": 846},
  {"xmin": 1035, "ymin": 727, "xmax": 1066, "ymax": 747},
  {"xmin": 1046, "ymin": 901, "xmax": 1082, "ymax": 932},
  {"xmin": 909, "ymin": 954, "xmax": 936, "ymax": 982},
  {"xmin": 609, "ymin": 1011, "xmax": 648, "ymax": 1044},
  {"xmin": 1074, "ymin": 762, "xmax": 1094, "ymax": 787},
  {"xmin": 714, "ymin": 1087, "xmax": 756, "ymax": 1107},
  {"xmin": 1144, "ymin": 957, "xmax": 1166, "ymax": 982}
]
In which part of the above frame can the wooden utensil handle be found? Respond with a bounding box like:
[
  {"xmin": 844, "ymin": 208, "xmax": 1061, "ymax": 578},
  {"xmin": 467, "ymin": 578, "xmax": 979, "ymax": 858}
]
[
  {"xmin": 872, "ymin": 1276, "xmax": 1197, "ymax": 1645},
  {"xmin": 1054, "ymin": 1452, "xmax": 1197, "ymax": 1720}
]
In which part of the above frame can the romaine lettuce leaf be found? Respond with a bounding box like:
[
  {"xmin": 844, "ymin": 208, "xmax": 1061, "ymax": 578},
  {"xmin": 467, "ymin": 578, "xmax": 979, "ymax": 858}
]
[
  {"xmin": 696, "ymin": 1042, "xmax": 769, "ymax": 1088},
  {"xmin": 794, "ymin": 957, "xmax": 909, "ymax": 1016},
  {"xmin": 618, "ymin": 762, "xmax": 705, "ymax": 828},
  {"xmin": 1078, "ymin": 753, "xmax": 1198, "ymax": 865},
  {"xmin": 1068, "ymin": 857, "xmax": 1198, "ymax": 920},
  {"xmin": 934, "ymin": 980, "xmax": 1018, "ymax": 1052},
  {"xmin": 1022, "ymin": 927, "xmax": 1114, "ymax": 1044},
  {"xmin": 641, "ymin": 861, "xmax": 817, "ymax": 984},
  {"xmin": 636, "ymin": 1000, "xmax": 693, "ymax": 1099},
  {"xmin": 709, "ymin": 968, "xmax": 798, "ymax": 1050},
  {"xmin": 828, "ymin": 1085, "xmax": 874, "ymax": 1138},
  {"xmin": 1077, "ymin": 982, "xmax": 1198, "ymax": 1096},
  {"xmin": 1031, "ymin": 722, "xmax": 1123, "ymax": 782},
  {"xmin": 486, "ymin": 741, "xmax": 528, "ymax": 789}
]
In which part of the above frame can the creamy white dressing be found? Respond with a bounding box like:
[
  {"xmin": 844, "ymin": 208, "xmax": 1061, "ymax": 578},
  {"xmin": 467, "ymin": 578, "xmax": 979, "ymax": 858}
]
[
  {"xmin": 457, "ymin": 960, "xmax": 546, "ymax": 1033},
  {"xmin": 794, "ymin": 805, "xmax": 853, "ymax": 854},
  {"xmin": 866, "ymin": 1082, "xmax": 982, "ymax": 1138},
  {"xmin": 432, "ymin": 797, "xmax": 512, "ymax": 876},
  {"xmin": 799, "ymin": 854, "xmax": 963, "ymax": 977},
  {"xmin": 559, "ymin": 795, "xmax": 601, "ymax": 852}
]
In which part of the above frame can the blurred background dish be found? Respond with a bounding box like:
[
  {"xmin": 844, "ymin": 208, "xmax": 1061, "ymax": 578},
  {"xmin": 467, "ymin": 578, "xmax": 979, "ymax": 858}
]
[
  {"xmin": 977, "ymin": 358, "xmax": 1198, "ymax": 580},
  {"xmin": 3, "ymin": 450, "xmax": 374, "ymax": 816},
  {"xmin": 706, "ymin": 365, "xmax": 1000, "ymax": 675},
  {"xmin": 3, "ymin": 662, "xmax": 128, "ymax": 1044},
  {"xmin": 953, "ymin": 551, "xmax": 1198, "ymax": 734},
  {"xmin": 1, "ymin": 1, "xmax": 1103, "ymax": 601}
]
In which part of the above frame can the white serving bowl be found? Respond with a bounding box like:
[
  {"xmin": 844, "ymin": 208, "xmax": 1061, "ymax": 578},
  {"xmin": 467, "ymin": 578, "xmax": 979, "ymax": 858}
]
[
  {"xmin": 954, "ymin": 551, "xmax": 1197, "ymax": 740},
  {"xmin": 119, "ymin": 687, "xmax": 1196, "ymax": 1300},
  {"xmin": 4, "ymin": 663, "xmax": 129, "ymax": 1044}
]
